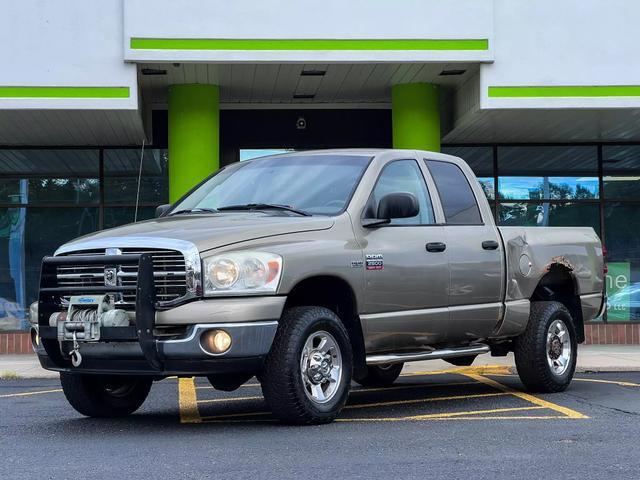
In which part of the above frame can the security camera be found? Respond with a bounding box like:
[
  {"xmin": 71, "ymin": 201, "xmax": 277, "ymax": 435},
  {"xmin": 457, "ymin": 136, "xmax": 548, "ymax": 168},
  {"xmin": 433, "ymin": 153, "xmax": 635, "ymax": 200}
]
[{"xmin": 296, "ymin": 116, "xmax": 307, "ymax": 130}]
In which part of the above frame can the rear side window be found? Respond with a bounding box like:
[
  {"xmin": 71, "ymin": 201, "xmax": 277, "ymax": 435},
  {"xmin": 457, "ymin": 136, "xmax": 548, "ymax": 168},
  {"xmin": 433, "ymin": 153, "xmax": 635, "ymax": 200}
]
[{"xmin": 425, "ymin": 160, "xmax": 482, "ymax": 225}]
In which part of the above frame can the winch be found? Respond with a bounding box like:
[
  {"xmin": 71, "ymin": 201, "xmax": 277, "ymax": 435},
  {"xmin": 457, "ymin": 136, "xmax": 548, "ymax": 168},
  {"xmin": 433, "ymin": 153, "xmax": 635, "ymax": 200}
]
[{"xmin": 50, "ymin": 295, "xmax": 129, "ymax": 366}]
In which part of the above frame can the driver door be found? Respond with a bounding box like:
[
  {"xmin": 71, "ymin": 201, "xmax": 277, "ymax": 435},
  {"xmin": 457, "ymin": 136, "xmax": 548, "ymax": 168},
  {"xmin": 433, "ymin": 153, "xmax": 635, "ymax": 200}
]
[{"xmin": 357, "ymin": 159, "xmax": 449, "ymax": 354}]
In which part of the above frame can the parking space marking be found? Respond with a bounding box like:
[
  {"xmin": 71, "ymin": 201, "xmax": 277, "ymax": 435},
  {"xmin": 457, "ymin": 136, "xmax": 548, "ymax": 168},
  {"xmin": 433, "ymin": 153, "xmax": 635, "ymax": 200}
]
[
  {"xmin": 184, "ymin": 365, "xmax": 590, "ymax": 424},
  {"xmin": 464, "ymin": 373, "xmax": 588, "ymax": 419},
  {"xmin": 488, "ymin": 374, "xmax": 640, "ymax": 389},
  {"xmin": 198, "ymin": 395, "xmax": 263, "ymax": 404},
  {"xmin": 346, "ymin": 391, "xmax": 509, "ymax": 410},
  {"xmin": 178, "ymin": 377, "xmax": 201, "ymax": 424},
  {"xmin": 0, "ymin": 388, "xmax": 62, "ymax": 399},
  {"xmin": 336, "ymin": 406, "xmax": 547, "ymax": 423}
]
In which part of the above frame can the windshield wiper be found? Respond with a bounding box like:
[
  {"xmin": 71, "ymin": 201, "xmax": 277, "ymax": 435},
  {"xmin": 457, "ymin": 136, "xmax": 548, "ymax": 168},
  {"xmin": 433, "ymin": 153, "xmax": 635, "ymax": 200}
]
[
  {"xmin": 217, "ymin": 203, "xmax": 311, "ymax": 216},
  {"xmin": 169, "ymin": 207, "xmax": 218, "ymax": 216}
]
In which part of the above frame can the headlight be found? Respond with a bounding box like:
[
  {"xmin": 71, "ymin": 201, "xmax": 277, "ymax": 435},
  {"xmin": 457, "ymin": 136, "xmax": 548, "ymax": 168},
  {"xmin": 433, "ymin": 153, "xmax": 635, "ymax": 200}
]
[{"xmin": 203, "ymin": 251, "xmax": 282, "ymax": 295}]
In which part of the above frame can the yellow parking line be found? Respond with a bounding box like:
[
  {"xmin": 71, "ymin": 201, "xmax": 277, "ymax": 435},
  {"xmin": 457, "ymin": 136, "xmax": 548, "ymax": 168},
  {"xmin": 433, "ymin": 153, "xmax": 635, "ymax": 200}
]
[
  {"xmin": 0, "ymin": 388, "xmax": 62, "ymax": 399},
  {"xmin": 198, "ymin": 395, "xmax": 263, "ymax": 404},
  {"xmin": 572, "ymin": 377, "xmax": 640, "ymax": 388},
  {"xmin": 199, "ymin": 392, "xmax": 512, "ymax": 421},
  {"xmin": 348, "ymin": 391, "xmax": 509, "ymax": 410},
  {"xmin": 464, "ymin": 373, "xmax": 588, "ymax": 419},
  {"xmin": 356, "ymin": 380, "xmax": 478, "ymax": 394},
  {"xmin": 337, "ymin": 406, "xmax": 546, "ymax": 422},
  {"xmin": 486, "ymin": 372, "xmax": 640, "ymax": 388},
  {"xmin": 178, "ymin": 377, "xmax": 201, "ymax": 424}
]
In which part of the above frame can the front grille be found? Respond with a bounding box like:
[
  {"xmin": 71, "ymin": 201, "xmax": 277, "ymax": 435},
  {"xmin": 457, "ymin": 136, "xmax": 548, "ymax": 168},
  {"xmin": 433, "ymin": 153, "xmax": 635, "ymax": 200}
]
[{"xmin": 56, "ymin": 248, "xmax": 188, "ymax": 306}]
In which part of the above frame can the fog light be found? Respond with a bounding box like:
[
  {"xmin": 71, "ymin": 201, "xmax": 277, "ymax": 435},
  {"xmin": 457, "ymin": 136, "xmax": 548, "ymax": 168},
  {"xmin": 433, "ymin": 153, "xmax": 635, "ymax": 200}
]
[{"xmin": 200, "ymin": 329, "xmax": 232, "ymax": 355}]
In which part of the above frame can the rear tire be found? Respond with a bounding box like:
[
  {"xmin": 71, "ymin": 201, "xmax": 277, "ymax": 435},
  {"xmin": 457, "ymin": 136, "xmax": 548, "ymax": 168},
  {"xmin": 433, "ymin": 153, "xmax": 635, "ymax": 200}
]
[
  {"xmin": 514, "ymin": 301, "xmax": 577, "ymax": 393},
  {"xmin": 354, "ymin": 363, "xmax": 403, "ymax": 387},
  {"xmin": 60, "ymin": 373, "xmax": 152, "ymax": 417},
  {"xmin": 261, "ymin": 306, "xmax": 352, "ymax": 425}
]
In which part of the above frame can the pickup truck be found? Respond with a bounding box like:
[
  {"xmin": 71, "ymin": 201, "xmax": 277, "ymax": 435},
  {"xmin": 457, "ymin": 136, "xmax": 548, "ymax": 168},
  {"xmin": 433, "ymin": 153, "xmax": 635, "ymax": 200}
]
[{"xmin": 32, "ymin": 149, "xmax": 605, "ymax": 424}]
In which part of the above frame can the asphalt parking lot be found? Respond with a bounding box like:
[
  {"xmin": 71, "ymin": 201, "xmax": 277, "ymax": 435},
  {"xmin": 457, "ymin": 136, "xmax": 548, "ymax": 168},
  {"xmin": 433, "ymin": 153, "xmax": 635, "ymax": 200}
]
[{"xmin": 2, "ymin": 366, "xmax": 639, "ymax": 480}]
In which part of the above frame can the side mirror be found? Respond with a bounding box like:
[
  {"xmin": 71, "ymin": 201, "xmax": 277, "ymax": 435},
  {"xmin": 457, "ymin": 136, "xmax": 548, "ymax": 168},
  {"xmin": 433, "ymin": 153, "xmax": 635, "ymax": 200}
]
[
  {"xmin": 377, "ymin": 192, "xmax": 419, "ymax": 220},
  {"xmin": 155, "ymin": 204, "xmax": 171, "ymax": 218}
]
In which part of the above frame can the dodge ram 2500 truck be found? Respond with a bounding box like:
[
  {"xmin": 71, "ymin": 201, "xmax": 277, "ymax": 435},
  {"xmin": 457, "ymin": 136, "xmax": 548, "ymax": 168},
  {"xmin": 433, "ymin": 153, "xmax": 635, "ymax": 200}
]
[{"xmin": 32, "ymin": 149, "xmax": 605, "ymax": 424}]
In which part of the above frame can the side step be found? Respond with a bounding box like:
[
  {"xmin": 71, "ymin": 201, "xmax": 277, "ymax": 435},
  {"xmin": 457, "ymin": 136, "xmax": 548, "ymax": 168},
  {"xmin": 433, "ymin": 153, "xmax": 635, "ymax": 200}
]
[{"xmin": 366, "ymin": 344, "xmax": 490, "ymax": 366}]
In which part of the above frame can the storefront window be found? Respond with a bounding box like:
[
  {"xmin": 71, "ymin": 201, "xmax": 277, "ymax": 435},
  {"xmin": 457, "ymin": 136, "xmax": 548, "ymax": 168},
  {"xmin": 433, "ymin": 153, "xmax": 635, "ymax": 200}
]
[
  {"xmin": 603, "ymin": 145, "xmax": 640, "ymax": 199},
  {"xmin": 0, "ymin": 207, "xmax": 98, "ymax": 331},
  {"xmin": 498, "ymin": 202, "xmax": 599, "ymax": 231},
  {"xmin": 103, "ymin": 149, "xmax": 168, "ymax": 205}
]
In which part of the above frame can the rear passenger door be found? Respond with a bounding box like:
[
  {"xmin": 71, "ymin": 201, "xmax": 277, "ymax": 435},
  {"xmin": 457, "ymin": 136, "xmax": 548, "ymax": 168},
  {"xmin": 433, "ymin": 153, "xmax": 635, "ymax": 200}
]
[{"xmin": 425, "ymin": 159, "xmax": 504, "ymax": 341}]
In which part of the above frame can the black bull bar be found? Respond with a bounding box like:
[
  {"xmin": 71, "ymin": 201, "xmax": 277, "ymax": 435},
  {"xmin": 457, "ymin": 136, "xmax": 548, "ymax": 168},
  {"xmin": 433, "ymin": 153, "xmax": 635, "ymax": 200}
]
[{"xmin": 38, "ymin": 253, "xmax": 162, "ymax": 370}]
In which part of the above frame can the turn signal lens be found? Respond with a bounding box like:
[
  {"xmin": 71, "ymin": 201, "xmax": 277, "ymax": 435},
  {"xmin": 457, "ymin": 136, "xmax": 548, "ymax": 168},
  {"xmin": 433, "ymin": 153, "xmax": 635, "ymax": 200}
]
[{"xmin": 201, "ymin": 329, "xmax": 232, "ymax": 354}]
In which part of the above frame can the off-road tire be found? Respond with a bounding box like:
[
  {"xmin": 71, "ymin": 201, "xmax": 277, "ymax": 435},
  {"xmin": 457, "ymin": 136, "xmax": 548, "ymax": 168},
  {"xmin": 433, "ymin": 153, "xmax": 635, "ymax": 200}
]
[
  {"xmin": 514, "ymin": 301, "xmax": 577, "ymax": 393},
  {"xmin": 354, "ymin": 363, "xmax": 403, "ymax": 387},
  {"xmin": 60, "ymin": 373, "xmax": 153, "ymax": 417},
  {"xmin": 261, "ymin": 306, "xmax": 352, "ymax": 425}
]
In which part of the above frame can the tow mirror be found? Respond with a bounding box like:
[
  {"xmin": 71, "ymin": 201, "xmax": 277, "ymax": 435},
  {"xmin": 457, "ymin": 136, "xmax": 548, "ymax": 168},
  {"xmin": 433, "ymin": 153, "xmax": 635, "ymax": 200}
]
[
  {"xmin": 377, "ymin": 192, "xmax": 419, "ymax": 220},
  {"xmin": 155, "ymin": 204, "xmax": 171, "ymax": 218}
]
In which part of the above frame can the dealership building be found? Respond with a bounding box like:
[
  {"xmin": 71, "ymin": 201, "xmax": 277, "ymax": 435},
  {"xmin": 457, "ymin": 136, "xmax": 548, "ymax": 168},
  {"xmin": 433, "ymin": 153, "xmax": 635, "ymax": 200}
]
[{"xmin": 1, "ymin": 0, "xmax": 640, "ymax": 350}]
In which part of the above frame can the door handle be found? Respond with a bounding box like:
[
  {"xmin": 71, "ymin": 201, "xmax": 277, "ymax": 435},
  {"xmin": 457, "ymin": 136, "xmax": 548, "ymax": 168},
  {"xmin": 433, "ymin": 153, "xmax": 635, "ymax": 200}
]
[
  {"xmin": 426, "ymin": 242, "xmax": 447, "ymax": 253},
  {"xmin": 482, "ymin": 240, "xmax": 500, "ymax": 250}
]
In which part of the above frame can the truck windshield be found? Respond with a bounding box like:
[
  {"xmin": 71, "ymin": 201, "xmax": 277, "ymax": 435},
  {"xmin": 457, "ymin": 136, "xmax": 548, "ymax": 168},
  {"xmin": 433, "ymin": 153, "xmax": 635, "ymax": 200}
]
[{"xmin": 171, "ymin": 154, "xmax": 372, "ymax": 216}]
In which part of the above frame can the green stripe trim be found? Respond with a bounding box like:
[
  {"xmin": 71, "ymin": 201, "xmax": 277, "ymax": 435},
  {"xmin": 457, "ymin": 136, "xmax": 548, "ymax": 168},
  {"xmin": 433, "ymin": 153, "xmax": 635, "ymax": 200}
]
[
  {"xmin": 489, "ymin": 86, "xmax": 640, "ymax": 98},
  {"xmin": 0, "ymin": 86, "xmax": 130, "ymax": 98},
  {"xmin": 130, "ymin": 38, "xmax": 489, "ymax": 51}
]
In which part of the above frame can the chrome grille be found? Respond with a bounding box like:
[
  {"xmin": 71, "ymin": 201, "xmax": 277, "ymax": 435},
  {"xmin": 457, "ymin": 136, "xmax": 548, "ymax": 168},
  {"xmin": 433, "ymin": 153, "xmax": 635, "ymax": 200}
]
[{"xmin": 56, "ymin": 248, "xmax": 188, "ymax": 305}]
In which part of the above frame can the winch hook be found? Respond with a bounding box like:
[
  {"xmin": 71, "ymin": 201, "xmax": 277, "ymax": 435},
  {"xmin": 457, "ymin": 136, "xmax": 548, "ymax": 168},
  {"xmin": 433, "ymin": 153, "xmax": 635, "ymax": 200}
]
[{"xmin": 69, "ymin": 331, "xmax": 82, "ymax": 367}]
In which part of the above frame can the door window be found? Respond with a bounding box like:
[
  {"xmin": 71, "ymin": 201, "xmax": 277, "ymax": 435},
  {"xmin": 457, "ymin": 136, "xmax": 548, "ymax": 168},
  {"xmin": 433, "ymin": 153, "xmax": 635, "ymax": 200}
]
[
  {"xmin": 426, "ymin": 160, "xmax": 482, "ymax": 225},
  {"xmin": 367, "ymin": 160, "xmax": 435, "ymax": 225}
]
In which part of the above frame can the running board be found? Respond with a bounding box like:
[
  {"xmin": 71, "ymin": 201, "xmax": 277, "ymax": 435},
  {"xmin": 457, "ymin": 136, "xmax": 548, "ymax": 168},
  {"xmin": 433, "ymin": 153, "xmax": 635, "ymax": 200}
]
[{"xmin": 366, "ymin": 344, "xmax": 490, "ymax": 365}]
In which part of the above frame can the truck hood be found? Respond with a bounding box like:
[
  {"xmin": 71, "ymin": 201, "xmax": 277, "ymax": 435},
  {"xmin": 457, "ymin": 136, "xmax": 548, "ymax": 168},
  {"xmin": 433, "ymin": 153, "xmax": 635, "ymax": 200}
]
[{"xmin": 57, "ymin": 212, "xmax": 335, "ymax": 254}]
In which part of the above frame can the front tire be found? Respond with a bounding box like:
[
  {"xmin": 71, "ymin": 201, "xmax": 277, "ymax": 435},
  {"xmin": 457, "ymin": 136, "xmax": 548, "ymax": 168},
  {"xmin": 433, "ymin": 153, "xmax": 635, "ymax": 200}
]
[
  {"xmin": 514, "ymin": 301, "xmax": 577, "ymax": 393},
  {"xmin": 60, "ymin": 373, "xmax": 152, "ymax": 417},
  {"xmin": 261, "ymin": 306, "xmax": 352, "ymax": 425},
  {"xmin": 355, "ymin": 363, "xmax": 403, "ymax": 387}
]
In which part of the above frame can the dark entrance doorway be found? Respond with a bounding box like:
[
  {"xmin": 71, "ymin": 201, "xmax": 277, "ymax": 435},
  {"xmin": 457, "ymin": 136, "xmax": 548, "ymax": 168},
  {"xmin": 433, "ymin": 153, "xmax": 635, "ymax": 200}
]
[{"xmin": 152, "ymin": 109, "xmax": 392, "ymax": 166}]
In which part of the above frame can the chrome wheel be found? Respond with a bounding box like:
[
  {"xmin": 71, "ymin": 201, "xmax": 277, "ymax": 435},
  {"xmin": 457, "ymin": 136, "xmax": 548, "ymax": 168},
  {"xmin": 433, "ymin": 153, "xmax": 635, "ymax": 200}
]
[
  {"xmin": 300, "ymin": 330, "xmax": 342, "ymax": 404},
  {"xmin": 546, "ymin": 318, "xmax": 572, "ymax": 375}
]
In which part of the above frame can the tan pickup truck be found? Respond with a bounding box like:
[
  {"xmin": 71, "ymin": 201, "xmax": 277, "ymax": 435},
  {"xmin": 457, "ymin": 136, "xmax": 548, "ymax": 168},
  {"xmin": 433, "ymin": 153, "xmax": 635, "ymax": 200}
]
[{"xmin": 32, "ymin": 149, "xmax": 605, "ymax": 424}]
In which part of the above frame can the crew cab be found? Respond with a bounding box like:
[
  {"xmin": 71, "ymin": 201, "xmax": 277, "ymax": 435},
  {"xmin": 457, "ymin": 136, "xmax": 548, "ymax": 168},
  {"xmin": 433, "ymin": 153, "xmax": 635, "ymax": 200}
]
[{"xmin": 32, "ymin": 149, "xmax": 605, "ymax": 424}]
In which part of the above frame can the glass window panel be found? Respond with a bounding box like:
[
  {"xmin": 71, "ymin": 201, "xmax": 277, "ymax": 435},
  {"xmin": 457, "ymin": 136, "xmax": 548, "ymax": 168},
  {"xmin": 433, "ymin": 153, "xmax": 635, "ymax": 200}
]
[
  {"xmin": 0, "ymin": 149, "xmax": 99, "ymax": 176},
  {"xmin": 498, "ymin": 176, "xmax": 598, "ymax": 200},
  {"xmin": 104, "ymin": 206, "xmax": 157, "ymax": 229},
  {"xmin": 441, "ymin": 146, "xmax": 493, "ymax": 177},
  {"xmin": 103, "ymin": 149, "xmax": 168, "ymax": 205},
  {"xmin": 603, "ymin": 145, "xmax": 640, "ymax": 199},
  {"xmin": 0, "ymin": 207, "xmax": 98, "ymax": 331},
  {"xmin": 426, "ymin": 160, "xmax": 482, "ymax": 225},
  {"xmin": 497, "ymin": 202, "xmax": 599, "ymax": 232},
  {"xmin": 603, "ymin": 203, "xmax": 640, "ymax": 321},
  {"xmin": 0, "ymin": 150, "xmax": 99, "ymax": 205},
  {"xmin": 477, "ymin": 177, "xmax": 495, "ymax": 200},
  {"xmin": 368, "ymin": 160, "xmax": 435, "ymax": 225},
  {"xmin": 497, "ymin": 146, "xmax": 597, "ymax": 175}
]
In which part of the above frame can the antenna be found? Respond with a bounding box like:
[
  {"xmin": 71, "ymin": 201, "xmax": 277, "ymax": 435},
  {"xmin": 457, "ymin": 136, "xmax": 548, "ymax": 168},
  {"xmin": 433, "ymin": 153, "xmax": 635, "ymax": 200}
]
[{"xmin": 134, "ymin": 139, "xmax": 145, "ymax": 223}]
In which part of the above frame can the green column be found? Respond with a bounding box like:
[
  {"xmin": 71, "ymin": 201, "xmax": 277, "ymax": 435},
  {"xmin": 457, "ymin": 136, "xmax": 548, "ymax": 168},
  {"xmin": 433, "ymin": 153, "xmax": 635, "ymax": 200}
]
[
  {"xmin": 168, "ymin": 84, "xmax": 219, "ymax": 203},
  {"xmin": 391, "ymin": 83, "xmax": 440, "ymax": 151}
]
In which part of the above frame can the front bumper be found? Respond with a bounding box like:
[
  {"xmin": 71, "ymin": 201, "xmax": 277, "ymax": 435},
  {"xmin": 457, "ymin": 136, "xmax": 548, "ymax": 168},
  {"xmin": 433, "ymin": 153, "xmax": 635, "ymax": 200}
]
[
  {"xmin": 36, "ymin": 254, "xmax": 282, "ymax": 376},
  {"xmin": 36, "ymin": 320, "xmax": 278, "ymax": 376}
]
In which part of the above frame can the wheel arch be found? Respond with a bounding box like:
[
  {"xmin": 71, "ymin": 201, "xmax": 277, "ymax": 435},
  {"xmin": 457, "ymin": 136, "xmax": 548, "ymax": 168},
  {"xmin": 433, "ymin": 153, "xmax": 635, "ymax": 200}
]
[
  {"xmin": 530, "ymin": 264, "xmax": 585, "ymax": 343},
  {"xmin": 284, "ymin": 275, "xmax": 367, "ymax": 378}
]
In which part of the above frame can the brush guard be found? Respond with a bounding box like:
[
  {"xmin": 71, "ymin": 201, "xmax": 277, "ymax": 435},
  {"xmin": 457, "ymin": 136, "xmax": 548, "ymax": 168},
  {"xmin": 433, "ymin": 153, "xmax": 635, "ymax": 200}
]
[{"xmin": 37, "ymin": 253, "xmax": 162, "ymax": 370}]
